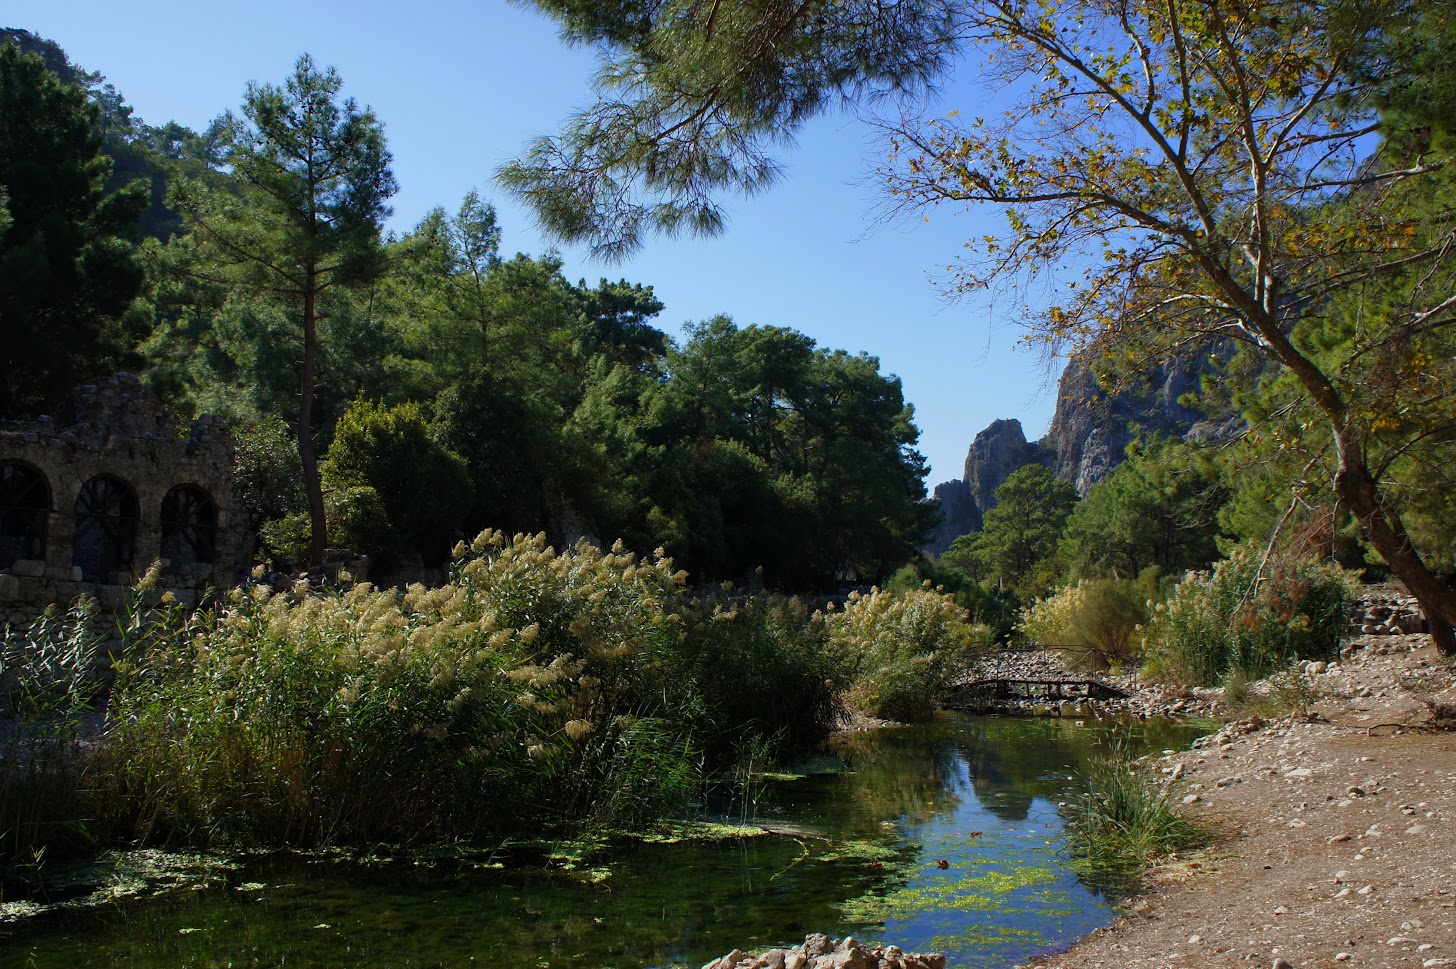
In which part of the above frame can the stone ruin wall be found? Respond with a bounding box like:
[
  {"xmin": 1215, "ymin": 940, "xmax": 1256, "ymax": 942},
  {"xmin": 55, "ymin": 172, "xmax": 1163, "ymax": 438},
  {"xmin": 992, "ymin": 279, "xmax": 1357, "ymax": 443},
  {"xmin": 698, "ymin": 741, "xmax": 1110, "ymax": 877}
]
[{"xmin": 0, "ymin": 373, "xmax": 249, "ymax": 632}]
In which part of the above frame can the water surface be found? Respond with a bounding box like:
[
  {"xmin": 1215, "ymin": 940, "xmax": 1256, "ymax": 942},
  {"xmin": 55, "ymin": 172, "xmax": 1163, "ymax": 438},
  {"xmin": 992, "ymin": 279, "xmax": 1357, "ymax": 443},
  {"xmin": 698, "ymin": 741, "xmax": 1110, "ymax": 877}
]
[{"xmin": 0, "ymin": 714, "xmax": 1206, "ymax": 968}]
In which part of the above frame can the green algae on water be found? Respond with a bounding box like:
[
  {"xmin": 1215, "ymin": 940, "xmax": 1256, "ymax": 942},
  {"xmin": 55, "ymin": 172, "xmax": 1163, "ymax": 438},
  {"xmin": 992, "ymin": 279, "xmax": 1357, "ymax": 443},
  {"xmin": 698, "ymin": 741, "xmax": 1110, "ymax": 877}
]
[
  {"xmin": 0, "ymin": 849, "xmax": 239, "ymax": 925},
  {"xmin": 634, "ymin": 820, "xmax": 768, "ymax": 843},
  {"xmin": 839, "ymin": 863, "xmax": 1060, "ymax": 922}
]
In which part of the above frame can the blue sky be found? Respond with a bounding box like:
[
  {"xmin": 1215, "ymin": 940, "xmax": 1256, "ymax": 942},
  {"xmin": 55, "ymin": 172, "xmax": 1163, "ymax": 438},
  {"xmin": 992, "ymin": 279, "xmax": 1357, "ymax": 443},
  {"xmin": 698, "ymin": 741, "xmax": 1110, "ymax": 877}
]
[{"xmin": 11, "ymin": 0, "xmax": 1062, "ymax": 486}]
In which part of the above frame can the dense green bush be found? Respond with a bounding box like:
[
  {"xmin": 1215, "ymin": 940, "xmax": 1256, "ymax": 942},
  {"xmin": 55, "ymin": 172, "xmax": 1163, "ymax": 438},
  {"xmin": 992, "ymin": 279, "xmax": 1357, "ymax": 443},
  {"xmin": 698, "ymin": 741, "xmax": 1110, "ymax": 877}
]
[
  {"xmin": 325, "ymin": 485, "xmax": 396, "ymax": 572},
  {"xmin": 322, "ymin": 399, "xmax": 472, "ymax": 566},
  {"xmin": 232, "ymin": 418, "xmax": 306, "ymax": 534},
  {"xmin": 256, "ymin": 511, "xmax": 310, "ymax": 573},
  {"xmin": 1018, "ymin": 570, "xmax": 1160, "ymax": 669},
  {"xmin": 1142, "ymin": 544, "xmax": 1355, "ymax": 685},
  {"xmin": 234, "ymin": 419, "xmax": 310, "ymax": 571},
  {"xmin": 827, "ymin": 586, "xmax": 984, "ymax": 722},
  {"xmin": 676, "ymin": 593, "xmax": 838, "ymax": 759}
]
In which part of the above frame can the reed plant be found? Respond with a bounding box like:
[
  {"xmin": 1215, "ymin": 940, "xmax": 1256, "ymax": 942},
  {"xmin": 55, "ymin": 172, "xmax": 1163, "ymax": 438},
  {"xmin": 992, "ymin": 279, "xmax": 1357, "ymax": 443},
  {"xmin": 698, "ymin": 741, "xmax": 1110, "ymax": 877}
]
[
  {"xmin": 0, "ymin": 598, "xmax": 105, "ymax": 867},
  {"xmin": 95, "ymin": 533, "xmax": 847, "ymax": 849},
  {"xmin": 1142, "ymin": 543, "xmax": 1354, "ymax": 686},
  {"xmin": 675, "ymin": 593, "xmax": 839, "ymax": 758},
  {"xmin": 827, "ymin": 585, "xmax": 985, "ymax": 722},
  {"xmin": 9, "ymin": 533, "xmax": 989, "ymax": 856},
  {"xmin": 1066, "ymin": 751, "xmax": 1211, "ymax": 879},
  {"xmin": 97, "ymin": 532, "xmax": 704, "ymax": 846}
]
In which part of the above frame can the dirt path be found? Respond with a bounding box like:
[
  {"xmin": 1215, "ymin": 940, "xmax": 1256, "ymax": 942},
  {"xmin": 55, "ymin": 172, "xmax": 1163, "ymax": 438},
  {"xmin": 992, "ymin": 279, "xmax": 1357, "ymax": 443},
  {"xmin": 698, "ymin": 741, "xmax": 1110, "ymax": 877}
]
[{"xmin": 1032, "ymin": 634, "xmax": 1456, "ymax": 969}]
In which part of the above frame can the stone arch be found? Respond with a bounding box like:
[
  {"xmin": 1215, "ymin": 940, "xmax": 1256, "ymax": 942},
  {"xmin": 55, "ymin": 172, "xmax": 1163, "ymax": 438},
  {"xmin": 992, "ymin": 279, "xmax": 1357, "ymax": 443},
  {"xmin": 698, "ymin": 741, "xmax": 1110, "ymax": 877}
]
[
  {"xmin": 0, "ymin": 460, "xmax": 50, "ymax": 570},
  {"xmin": 160, "ymin": 484, "xmax": 217, "ymax": 567},
  {"xmin": 73, "ymin": 474, "xmax": 140, "ymax": 582}
]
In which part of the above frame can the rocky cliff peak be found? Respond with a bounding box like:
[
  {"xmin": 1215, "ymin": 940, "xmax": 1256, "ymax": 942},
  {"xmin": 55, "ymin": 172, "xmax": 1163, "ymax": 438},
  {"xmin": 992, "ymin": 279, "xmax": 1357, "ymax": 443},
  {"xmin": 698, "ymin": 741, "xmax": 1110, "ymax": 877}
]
[
  {"xmin": 925, "ymin": 350, "xmax": 1224, "ymax": 554},
  {"xmin": 925, "ymin": 418, "xmax": 1054, "ymax": 554}
]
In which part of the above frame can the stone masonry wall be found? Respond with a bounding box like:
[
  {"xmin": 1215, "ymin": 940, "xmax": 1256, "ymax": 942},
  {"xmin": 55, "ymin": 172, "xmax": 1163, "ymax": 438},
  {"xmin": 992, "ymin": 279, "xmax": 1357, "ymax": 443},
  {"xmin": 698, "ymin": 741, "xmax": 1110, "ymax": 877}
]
[{"xmin": 0, "ymin": 373, "xmax": 248, "ymax": 630}]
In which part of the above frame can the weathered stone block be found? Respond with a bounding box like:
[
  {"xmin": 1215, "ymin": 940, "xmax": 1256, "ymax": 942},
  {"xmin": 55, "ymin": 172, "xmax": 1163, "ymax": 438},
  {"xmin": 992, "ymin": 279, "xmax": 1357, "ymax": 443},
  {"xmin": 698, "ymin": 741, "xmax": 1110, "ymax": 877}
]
[{"xmin": 97, "ymin": 585, "xmax": 129, "ymax": 611}]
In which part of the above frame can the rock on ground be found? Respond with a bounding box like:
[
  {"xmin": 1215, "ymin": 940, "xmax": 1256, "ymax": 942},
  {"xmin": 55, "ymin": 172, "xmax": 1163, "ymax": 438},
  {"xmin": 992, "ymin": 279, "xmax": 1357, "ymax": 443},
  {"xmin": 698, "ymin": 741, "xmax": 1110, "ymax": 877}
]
[{"xmin": 702, "ymin": 934, "xmax": 945, "ymax": 969}]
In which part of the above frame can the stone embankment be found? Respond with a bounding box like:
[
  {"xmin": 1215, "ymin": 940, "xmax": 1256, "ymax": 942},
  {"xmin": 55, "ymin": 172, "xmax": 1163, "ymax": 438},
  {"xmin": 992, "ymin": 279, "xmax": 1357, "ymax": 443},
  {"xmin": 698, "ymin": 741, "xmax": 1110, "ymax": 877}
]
[
  {"xmin": 1346, "ymin": 587, "xmax": 1428, "ymax": 637},
  {"xmin": 702, "ymin": 934, "xmax": 944, "ymax": 969}
]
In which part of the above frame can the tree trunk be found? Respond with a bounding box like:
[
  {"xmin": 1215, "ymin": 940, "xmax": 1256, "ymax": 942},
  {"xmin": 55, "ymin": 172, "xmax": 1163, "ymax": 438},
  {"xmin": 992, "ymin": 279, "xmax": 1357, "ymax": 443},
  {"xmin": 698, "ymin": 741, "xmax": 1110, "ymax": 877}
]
[
  {"xmin": 300, "ymin": 273, "xmax": 327, "ymax": 568},
  {"xmin": 1253, "ymin": 326, "xmax": 1456, "ymax": 655},
  {"xmin": 1332, "ymin": 427, "xmax": 1456, "ymax": 655}
]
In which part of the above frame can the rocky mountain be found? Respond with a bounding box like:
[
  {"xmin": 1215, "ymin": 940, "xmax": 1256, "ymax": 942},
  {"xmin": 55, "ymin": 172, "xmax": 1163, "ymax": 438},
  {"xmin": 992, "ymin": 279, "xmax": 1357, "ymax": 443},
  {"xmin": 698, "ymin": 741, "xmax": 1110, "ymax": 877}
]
[
  {"xmin": 925, "ymin": 419, "xmax": 1053, "ymax": 554},
  {"xmin": 925, "ymin": 352, "xmax": 1225, "ymax": 554},
  {"xmin": 1045, "ymin": 352, "xmax": 1212, "ymax": 495}
]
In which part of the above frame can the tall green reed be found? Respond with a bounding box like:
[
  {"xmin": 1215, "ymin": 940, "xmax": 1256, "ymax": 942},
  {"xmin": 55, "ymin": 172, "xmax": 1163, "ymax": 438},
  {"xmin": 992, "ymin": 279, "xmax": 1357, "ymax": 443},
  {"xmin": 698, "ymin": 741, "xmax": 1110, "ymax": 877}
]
[
  {"xmin": 1066, "ymin": 750, "xmax": 1212, "ymax": 881},
  {"xmin": 0, "ymin": 598, "xmax": 105, "ymax": 868}
]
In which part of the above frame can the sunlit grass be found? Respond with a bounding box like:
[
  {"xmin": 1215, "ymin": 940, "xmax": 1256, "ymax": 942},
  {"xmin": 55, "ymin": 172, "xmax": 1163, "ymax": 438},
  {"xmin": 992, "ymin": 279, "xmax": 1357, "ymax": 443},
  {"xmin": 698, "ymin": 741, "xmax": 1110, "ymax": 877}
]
[{"xmin": 1065, "ymin": 753, "xmax": 1212, "ymax": 879}]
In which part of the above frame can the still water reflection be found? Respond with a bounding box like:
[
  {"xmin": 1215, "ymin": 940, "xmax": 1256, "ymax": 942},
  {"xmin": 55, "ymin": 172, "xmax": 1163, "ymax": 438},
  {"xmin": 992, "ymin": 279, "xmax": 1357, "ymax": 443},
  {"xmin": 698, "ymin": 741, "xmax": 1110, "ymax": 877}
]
[{"xmin": 0, "ymin": 714, "xmax": 1206, "ymax": 968}]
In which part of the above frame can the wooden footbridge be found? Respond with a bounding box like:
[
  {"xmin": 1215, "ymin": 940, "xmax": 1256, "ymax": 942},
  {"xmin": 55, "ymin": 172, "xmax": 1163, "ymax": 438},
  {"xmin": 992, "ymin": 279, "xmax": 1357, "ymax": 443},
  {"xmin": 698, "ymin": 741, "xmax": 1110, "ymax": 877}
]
[
  {"xmin": 943, "ymin": 645, "xmax": 1133, "ymax": 711},
  {"xmin": 943, "ymin": 675, "xmax": 1131, "ymax": 709}
]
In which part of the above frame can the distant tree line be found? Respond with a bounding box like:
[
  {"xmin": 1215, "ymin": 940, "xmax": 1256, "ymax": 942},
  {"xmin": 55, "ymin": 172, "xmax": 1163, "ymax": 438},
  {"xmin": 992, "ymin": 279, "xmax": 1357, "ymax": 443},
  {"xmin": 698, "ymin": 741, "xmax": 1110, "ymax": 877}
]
[{"xmin": 0, "ymin": 29, "xmax": 932, "ymax": 590}]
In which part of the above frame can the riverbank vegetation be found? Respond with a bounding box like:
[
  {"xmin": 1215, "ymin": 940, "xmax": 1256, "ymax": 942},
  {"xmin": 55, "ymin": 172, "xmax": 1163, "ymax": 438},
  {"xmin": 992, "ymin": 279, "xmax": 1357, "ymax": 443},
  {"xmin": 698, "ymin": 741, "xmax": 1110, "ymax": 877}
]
[
  {"xmin": 1066, "ymin": 751, "xmax": 1213, "ymax": 881},
  {"xmin": 1, "ymin": 535, "xmax": 988, "ymax": 868}
]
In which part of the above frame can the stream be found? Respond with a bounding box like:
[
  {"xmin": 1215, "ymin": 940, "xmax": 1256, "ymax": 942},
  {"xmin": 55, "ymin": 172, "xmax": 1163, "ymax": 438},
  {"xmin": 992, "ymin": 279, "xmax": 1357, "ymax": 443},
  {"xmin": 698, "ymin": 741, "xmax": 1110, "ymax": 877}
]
[{"xmin": 0, "ymin": 713, "xmax": 1207, "ymax": 968}]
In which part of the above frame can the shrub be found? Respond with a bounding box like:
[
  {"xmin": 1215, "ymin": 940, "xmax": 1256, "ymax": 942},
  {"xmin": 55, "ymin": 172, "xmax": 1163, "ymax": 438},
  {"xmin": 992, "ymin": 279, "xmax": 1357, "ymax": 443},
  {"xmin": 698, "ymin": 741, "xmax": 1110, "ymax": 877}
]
[
  {"xmin": 675, "ymin": 593, "xmax": 838, "ymax": 759},
  {"xmin": 1018, "ymin": 570, "xmax": 1158, "ymax": 669},
  {"xmin": 1142, "ymin": 543, "xmax": 1355, "ymax": 686},
  {"xmin": 323, "ymin": 399, "xmax": 472, "ymax": 565},
  {"xmin": 827, "ymin": 586, "xmax": 985, "ymax": 722},
  {"xmin": 256, "ymin": 511, "xmax": 310, "ymax": 574},
  {"xmin": 326, "ymin": 485, "xmax": 396, "ymax": 571},
  {"xmin": 233, "ymin": 418, "xmax": 305, "ymax": 534}
]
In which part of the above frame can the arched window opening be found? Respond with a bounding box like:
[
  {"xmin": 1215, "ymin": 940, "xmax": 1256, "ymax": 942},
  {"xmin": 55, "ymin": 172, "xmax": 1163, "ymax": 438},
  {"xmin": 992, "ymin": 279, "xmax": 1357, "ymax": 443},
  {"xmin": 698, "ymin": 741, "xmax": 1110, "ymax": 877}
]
[
  {"xmin": 73, "ymin": 475, "xmax": 139, "ymax": 582},
  {"xmin": 0, "ymin": 461, "xmax": 50, "ymax": 570},
  {"xmin": 161, "ymin": 485, "xmax": 217, "ymax": 567}
]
